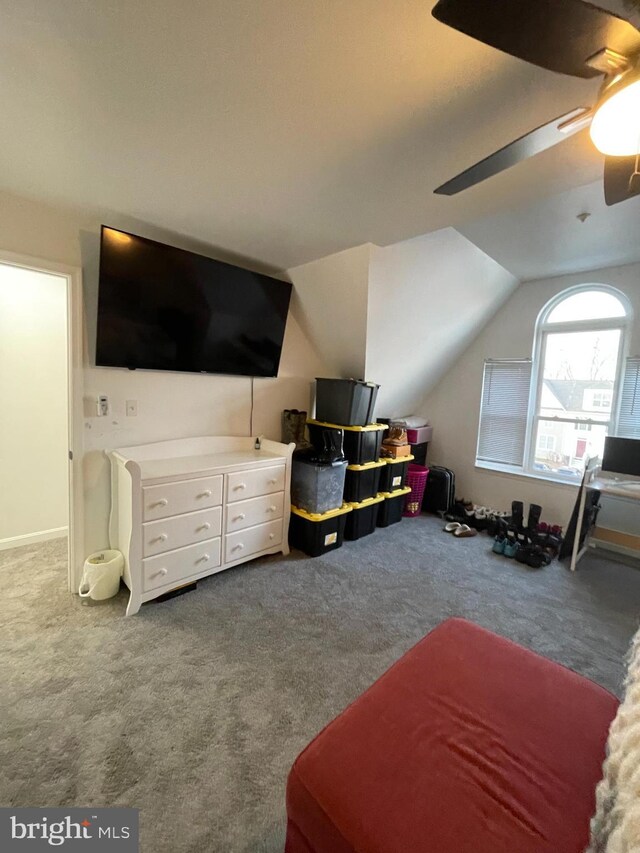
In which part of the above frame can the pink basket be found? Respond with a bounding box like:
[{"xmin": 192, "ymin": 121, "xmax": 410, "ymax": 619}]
[{"xmin": 403, "ymin": 464, "xmax": 429, "ymax": 517}]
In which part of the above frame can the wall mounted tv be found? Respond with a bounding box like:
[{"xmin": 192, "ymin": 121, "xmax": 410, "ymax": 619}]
[{"xmin": 95, "ymin": 226, "xmax": 292, "ymax": 377}]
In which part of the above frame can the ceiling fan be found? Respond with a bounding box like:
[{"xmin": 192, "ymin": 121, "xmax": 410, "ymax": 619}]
[{"xmin": 432, "ymin": 0, "xmax": 640, "ymax": 205}]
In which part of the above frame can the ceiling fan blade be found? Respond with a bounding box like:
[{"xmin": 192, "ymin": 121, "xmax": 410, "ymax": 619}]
[
  {"xmin": 434, "ymin": 108, "xmax": 592, "ymax": 196},
  {"xmin": 604, "ymin": 155, "xmax": 640, "ymax": 205},
  {"xmin": 432, "ymin": 0, "xmax": 640, "ymax": 78}
]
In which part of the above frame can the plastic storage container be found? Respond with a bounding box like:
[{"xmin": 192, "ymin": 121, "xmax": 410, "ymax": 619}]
[
  {"xmin": 291, "ymin": 456, "xmax": 347, "ymax": 514},
  {"xmin": 406, "ymin": 426, "xmax": 433, "ymax": 444},
  {"xmin": 377, "ymin": 487, "xmax": 412, "ymax": 527},
  {"xmin": 378, "ymin": 455, "xmax": 414, "ymax": 492},
  {"xmin": 343, "ymin": 460, "xmax": 386, "ymax": 503},
  {"xmin": 315, "ymin": 378, "xmax": 380, "ymax": 426},
  {"xmin": 409, "ymin": 442, "xmax": 429, "ymax": 466},
  {"xmin": 344, "ymin": 494, "xmax": 385, "ymax": 540},
  {"xmin": 289, "ymin": 504, "xmax": 352, "ymax": 557},
  {"xmin": 403, "ymin": 464, "xmax": 430, "ymax": 517},
  {"xmin": 307, "ymin": 420, "xmax": 388, "ymax": 465}
]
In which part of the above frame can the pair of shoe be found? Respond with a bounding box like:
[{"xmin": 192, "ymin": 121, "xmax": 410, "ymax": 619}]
[
  {"xmin": 515, "ymin": 544, "xmax": 552, "ymax": 569},
  {"xmin": 443, "ymin": 522, "xmax": 478, "ymax": 538},
  {"xmin": 492, "ymin": 536, "xmax": 519, "ymax": 557},
  {"xmin": 511, "ymin": 501, "xmax": 543, "ymax": 535}
]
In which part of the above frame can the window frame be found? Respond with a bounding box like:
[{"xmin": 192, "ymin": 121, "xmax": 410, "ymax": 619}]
[{"xmin": 523, "ymin": 284, "xmax": 632, "ymax": 484}]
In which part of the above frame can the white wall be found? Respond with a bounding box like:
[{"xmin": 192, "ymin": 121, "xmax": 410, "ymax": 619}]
[
  {"xmin": 287, "ymin": 244, "xmax": 371, "ymax": 378},
  {"xmin": 0, "ymin": 263, "xmax": 68, "ymax": 544},
  {"xmin": 0, "ymin": 189, "xmax": 329, "ymax": 557},
  {"xmin": 420, "ymin": 262, "xmax": 640, "ymax": 530},
  {"xmin": 366, "ymin": 228, "xmax": 518, "ymax": 416}
]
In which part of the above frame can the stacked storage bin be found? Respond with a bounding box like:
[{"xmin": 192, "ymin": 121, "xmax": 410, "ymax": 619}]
[
  {"xmin": 378, "ymin": 455, "xmax": 413, "ymax": 527},
  {"xmin": 314, "ymin": 378, "xmax": 384, "ymax": 543},
  {"xmin": 289, "ymin": 379, "xmax": 420, "ymax": 555},
  {"xmin": 289, "ymin": 428, "xmax": 351, "ymax": 557}
]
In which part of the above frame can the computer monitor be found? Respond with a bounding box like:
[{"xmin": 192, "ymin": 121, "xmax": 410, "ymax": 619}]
[{"xmin": 601, "ymin": 436, "xmax": 640, "ymax": 478}]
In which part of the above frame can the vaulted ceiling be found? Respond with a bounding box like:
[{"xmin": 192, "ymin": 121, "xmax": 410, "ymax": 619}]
[{"xmin": 0, "ymin": 0, "xmax": 621, "ymax": 269}]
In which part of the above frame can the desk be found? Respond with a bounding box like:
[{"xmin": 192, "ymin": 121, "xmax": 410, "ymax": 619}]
[{"xmin": 570, "ymin": 469, "xmax": 640, "ymax": 571}]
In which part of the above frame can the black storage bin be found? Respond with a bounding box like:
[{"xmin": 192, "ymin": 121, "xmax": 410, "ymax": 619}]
[
  {"xmin": 307, "ymin": 420, "xmax": 387, "ymax": 465},
  {"xmin": 377, "ymin": 487, "xmax": 412, "ymax": 527},
  {"xmin": 378, "ymin": 455, "xmax": 414, "ymax": 493},
  {"xmin": 344, "ymin": 495, "xmax": 384, "ymax": 540},
  {"xmin": 343, "ymin": 460, "xmax": 386, "ymax": 503},
  {"xmin": 315, "ymin": 378, "xmax": 380, "ymax": 426},
  {"xmin": 410, "ymin": 441, "xmax": 429, "ymax": 466},
  {"xmin": 289, "ymin": 504, "xmax": 352, "ymax": 557}
]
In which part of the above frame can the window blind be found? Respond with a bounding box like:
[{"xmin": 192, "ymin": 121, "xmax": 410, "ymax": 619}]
[
  {"xmin": 617, "ymin": 357, "xmax": 640, "ymax": 438},
  {"xmin": 477, "ymin": 359, "xmax": 532, "ymax": 467}
]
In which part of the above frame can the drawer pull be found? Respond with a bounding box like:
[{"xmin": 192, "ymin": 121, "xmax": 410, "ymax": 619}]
[
  {"xmin": 197, "ymin": 490, "xmax": 212, "ymax": 498},
  {"xmin": 150, "ymin": 568, "xmax": 168, "ymax": 579},
  {"xmin": 269, "ymin": 533, "xmax": 275, "ymax": 540},
  {"xmin": 196, "ymin": 553, "xmax": 210, "ymax": 564},
  {"xmin": 196, "ymin": 522, "xmax": 211, "ymax": 532},
  {"xmin": 151, "ymin": 499, "xmax": 168, "ymax": 508},
  {"xmin": 234, "ymin": 483, "xmax": 247, "ymax": 491},
  {"xmin": 232, "ymin": 543, "xmax": 245, "ymax": 552},
  {"xmin": 268, "ymin": 478, "xmax": 278, "ymax": 485},
  {"xmin": 233, "ymin": 513, "xmax": 246, "ymax": 522},
  {"xmin": 268, "ymin": 505, "xmax": 277, "ymax": 512},
  {"xmin": 151, "ymin": 534, "xmax": 168, "ymax": 543}
]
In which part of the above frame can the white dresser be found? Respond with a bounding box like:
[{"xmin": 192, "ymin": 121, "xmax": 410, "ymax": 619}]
[{"xmin": 108, "ymin": 436, "xmax": 295, "ymax": 615}]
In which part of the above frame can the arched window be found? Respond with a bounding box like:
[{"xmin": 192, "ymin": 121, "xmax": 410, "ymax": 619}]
[
  {"xmin": 476, "ymin": 284, "xmax": 633, "ymax": 481},
  {"xmin": 529, "ymin": 285, "xmax": 632, "ymax": 480}
]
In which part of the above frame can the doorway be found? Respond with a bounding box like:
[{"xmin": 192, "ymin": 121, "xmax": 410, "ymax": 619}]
[{"xmin": 0, "ymin": 251, "xmax": 83, "ymax": 592}]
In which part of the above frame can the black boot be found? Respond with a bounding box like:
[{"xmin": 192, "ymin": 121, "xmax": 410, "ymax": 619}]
[
  {"xmin": 526, "ymin": 503, "xmax": 542, "ymax": 536},
  {"xmin": 511, "ymin": 501, "xmax": 524, "ymax": 532}
]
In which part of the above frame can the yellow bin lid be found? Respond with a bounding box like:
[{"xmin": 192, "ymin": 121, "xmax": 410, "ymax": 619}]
[
  {"xmin": 346, "ymin": 459, "xmax": 387, "ymax": 472},
  {"xmin": 384, "ymin": 454, "xmax": 415, "ymax": 465},
  {"xmin": 378, "ymin": 486, "xmax": 412, "ymax": 499},
  {"xmin": 347, "ymin": 494, "xmax": 386, "ymax": 510},
  {"xmin": 291, "ymin": 503, "xmax": 353, "ymax": 521},
  {"xmin": 307, "ymin": 418, "xmax": 388, "ymax": 433}
]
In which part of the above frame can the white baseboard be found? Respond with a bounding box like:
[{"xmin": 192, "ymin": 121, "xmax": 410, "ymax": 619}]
[{"xmin": 0, "ymin": 527, "xmax": 68, "ymax": 551}]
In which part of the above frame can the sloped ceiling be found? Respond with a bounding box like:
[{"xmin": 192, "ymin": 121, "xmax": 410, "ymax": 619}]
[
  {"xmin": 459, "ymin": 179, "xmax": 640, "ymax": 281},
  {"xmin": 0, "ymin": 0, "xmax": 610, "ymax": 269}
]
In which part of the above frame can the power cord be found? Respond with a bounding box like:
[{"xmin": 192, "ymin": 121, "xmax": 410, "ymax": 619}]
[{"xmin": 249, "ymin": 376, "xmax": 254, "ymax": 437}]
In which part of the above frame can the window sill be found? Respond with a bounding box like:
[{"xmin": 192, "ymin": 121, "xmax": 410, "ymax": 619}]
[{"xmin": 474, "ymin": 461, "xmax": 579, "ymax": 490}]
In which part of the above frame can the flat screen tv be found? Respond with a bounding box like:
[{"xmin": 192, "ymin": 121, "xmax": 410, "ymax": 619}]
[{"xmin": 95, "ymin": 226, "xmax": 292, "ymax": 377}]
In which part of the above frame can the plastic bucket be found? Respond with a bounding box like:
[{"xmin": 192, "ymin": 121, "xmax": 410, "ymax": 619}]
[
  {"xmin": 403, "ymin": 464, "xmax": 429, "ymax": 517},
  {"xmin": 79, "ymin": 550, "xmax": 124, "ymax": 600}
]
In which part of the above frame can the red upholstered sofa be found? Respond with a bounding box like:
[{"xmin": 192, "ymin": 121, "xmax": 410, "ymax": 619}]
[{"xmin": 285, "ymin": 618, "xmax": 618, "ymax": 853}]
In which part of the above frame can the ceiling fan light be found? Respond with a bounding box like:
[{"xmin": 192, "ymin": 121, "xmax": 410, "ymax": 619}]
[{"xmin": 590, "ymin": 78, "xmax": 640, "ymax": 156}]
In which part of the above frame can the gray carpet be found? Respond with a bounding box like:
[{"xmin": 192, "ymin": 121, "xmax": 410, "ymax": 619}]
[{"xmin": 2, "ymin": 517, "xmax": 640, "ymax": 853}]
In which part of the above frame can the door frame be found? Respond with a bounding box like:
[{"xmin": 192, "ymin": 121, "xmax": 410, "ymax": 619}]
[{"xmin": 0, "ymin": 248, "xmax": 84, "ymax": 592}]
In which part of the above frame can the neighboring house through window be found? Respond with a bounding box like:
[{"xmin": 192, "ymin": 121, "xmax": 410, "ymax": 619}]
[{"xmin": 476, "ymin": 285, "xmax": 633, "ymax": 482}]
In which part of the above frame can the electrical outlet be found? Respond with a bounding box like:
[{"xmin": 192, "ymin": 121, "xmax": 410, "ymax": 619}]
[
  {"xmin": 126, "ymin": 400, "xmax": 138, "ymax": 417},
  {"xmin": 97, "ymin": 395, "xmax": 109, "ymax": 417}
]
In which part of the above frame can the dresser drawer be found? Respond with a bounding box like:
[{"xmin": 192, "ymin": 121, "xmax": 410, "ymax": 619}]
[
  {"xmin": 226, "ymin": 492, "xmax": 284, "ymax": 534},
  {"xmin": 143, "ymin": 475, "xmax": 223, "ymax": 521},
  {"xmin": 142, "ymin": 537, "xmax": 221, "ymax": 592},
  {"xmin": 225, "ymin": 520, "xmax": 282, "ymax": 562},
  {"xmin": 143, "ymin": 506, "xmax": 222, "ymax": 557},
  {"xmin": 227, "ymin": 465, "xmax": 285, "ymax": 503}
]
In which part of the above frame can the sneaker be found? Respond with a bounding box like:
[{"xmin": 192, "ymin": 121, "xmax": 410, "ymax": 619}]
[
  {"xmin": 492, "ymin": 536, "xmax": 506, "ymax": 554},
  {"xmin": 503, "ymin": 540, "xmax": 520, "ymax": 558}
]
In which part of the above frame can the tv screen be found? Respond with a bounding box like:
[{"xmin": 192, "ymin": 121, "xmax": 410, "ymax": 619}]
[{"xmin": 95, "ymin": 226, "xmax": 292, "ymax": 377}]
